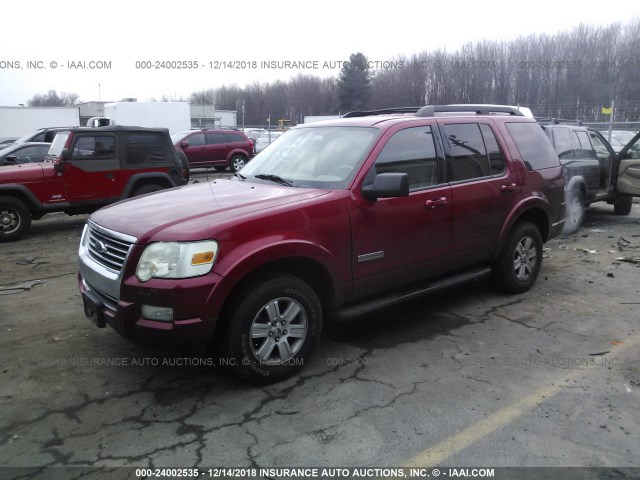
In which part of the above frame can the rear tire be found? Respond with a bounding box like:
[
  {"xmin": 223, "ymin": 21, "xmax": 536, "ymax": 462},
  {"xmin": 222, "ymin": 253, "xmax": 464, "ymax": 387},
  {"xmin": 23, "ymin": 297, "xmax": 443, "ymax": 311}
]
[
  {"xmin": 493, "ymin": 221, "xmax": 543, "ymax": 294},
  {"xmin": 613, "ymin": 195, "xmax": 632, "ymax": 215},
  {"xmin": 0, "ymin": 196, "xmax": 31, "ymax": 242},
  {"xmin": 230, "ymin": 155, "xmax": 247, "ymax": 173},
  {"xmin": 220, "ymin": 274, "xmax": 322, "ymax": 385},
  {"xmin": 132, "ymin": 183, "xmax": 164, "ymax": 197},
  {"xmin": 562, "ymin": 189, "xmax": 585, "ymax": 235}
]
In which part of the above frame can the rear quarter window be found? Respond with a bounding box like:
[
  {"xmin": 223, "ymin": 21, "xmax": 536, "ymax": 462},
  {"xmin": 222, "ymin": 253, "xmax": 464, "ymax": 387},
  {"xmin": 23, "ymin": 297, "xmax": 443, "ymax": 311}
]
[
  {"xmin": 125, "ymin": 133, "xmax": 169, "ymax": 166},
  {"xmin": 506, "ymin": 123, "xmax": 560, "ymax": 170}
]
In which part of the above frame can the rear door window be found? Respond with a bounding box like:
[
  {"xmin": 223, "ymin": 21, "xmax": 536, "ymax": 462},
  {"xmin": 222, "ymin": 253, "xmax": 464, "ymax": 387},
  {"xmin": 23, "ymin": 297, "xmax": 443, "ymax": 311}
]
[
  {"xmin": 506, "ymin": 123, "xmax": 560, "ymax": 170},
  {"xmin": 552, "ymin": 127, "xmax": 574, "ymax": 159},
  {"xmin": 206, "ymin": 133, "xmax": 227, "ymax": 145},
  {"xmin": 441, "ymin": 123, "xmax": 490, "ymax": 181}
]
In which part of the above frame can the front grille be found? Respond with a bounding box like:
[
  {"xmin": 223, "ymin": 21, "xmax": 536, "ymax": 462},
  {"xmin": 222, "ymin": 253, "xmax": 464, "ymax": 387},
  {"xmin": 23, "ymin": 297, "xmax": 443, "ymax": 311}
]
[{"xmin": 87, "ymin": 224, "xmax": 134, "ymax": 273}]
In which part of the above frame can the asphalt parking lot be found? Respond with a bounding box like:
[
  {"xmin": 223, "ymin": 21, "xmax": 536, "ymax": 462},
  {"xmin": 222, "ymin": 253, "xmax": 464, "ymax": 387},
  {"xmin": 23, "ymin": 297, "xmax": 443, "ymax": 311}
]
[{"xmin": 1, "ymin": 176, "xmax": 639, "ymax": 476}]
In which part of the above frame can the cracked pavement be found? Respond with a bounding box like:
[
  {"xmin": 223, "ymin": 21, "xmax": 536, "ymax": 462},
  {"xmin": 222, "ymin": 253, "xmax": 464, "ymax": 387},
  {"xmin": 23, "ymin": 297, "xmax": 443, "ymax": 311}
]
[{"xmin": 0, "ymin": 203, "xmax": 639, "ymax": 477}]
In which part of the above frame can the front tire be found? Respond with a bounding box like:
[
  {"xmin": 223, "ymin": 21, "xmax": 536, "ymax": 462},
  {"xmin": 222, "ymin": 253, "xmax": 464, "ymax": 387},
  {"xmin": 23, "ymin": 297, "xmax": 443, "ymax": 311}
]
[
  {"xmin": 613, "ymin": 195, "xmax": 632, "ymax": 215},
  {"xmin": 0, "ymin": 196, "xmax": 31, "ymax": 241},
  {"xmin": 230, "ymin": 155, "xmax": 247, "ymax": 173},
  {"xmin": 493, "ymin": 221, "xmax": 543, "ymax": 294},
  {"xmin": 221, "ymin": 274, "xmax": 322, "ymax": 384}
]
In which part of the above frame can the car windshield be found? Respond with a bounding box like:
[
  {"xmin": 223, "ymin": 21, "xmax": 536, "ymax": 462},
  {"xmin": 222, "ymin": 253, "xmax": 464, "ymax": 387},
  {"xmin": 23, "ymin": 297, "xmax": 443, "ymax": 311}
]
[
  {"xmin": 241, "ymin": 126, "xmax": 379, "ymax": 189},
  {"xmin": 47, "ymin": 133, "xmax": 70, "ymax": 158},
  {"xmin": 171, "ymin": 131, "xmax": 191, "ymax": 143}
]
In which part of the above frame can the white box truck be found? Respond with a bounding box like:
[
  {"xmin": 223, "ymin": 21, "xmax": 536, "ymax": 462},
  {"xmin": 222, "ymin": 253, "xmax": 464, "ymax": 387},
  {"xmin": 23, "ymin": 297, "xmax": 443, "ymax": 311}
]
[
  {"xmin": 0, "ymin": 106, "xmax": 80, "ymax": 138},
  {"xmin": 89, "ymin": 102, "xmax": 191, "ymax": 135}
]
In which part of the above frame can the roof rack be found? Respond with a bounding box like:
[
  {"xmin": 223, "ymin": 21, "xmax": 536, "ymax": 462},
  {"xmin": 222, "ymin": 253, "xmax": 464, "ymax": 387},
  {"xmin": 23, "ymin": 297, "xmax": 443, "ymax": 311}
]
[
  {"xmin": 342, "ymin": 107, "xmax": 422, "ymax": 118},
  {"xmin": 536, "ymin": 118, "xmax": 584, "ymax": 126},
  {"xmin": 342, "ymin": 104, "xmax": 526, "ymax": 119},
  {"xmin": 417, "ymin": 105, "xmax": 525, "ymax": 117}
]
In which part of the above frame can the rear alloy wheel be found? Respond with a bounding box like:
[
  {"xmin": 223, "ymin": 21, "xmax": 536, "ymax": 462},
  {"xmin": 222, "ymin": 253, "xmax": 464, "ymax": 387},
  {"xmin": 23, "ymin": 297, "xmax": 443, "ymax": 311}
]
[
  {"xmin": 613, "ymin": 195, "xmax": 633, "ymax": 215},
  {"xmin": 562, "ymin": 189, "xmax": 585, "ymax": 235},
  {"xmin": 493, "ymin": 221, "xmax": 543, "ymax": 294},
  {"xmin": 230, "ymin": 155, "xmax": 247, "ymax": 173},
  {"xmin": 221, "ymin": 274, "xmax": 322, "ymax": 384},
  {"xmin": 0, "ymin": 196, "xmax": 31, "ymax": 241}
]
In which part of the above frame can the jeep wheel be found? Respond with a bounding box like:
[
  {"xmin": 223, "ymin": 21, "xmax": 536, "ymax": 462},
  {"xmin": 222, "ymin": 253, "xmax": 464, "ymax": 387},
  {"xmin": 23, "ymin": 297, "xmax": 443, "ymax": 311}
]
[
  {"xmin": 221, "ymin": 274, "xmax": 322, "ymax": 384},
  {"xmin": 230, "ymin": 155, "xmax": 247, "ymax": 173},
  {"xmin": 562, "ymin": 189, "xmax": 585, "ymax": 235},
  {"xmin": 132, "ymin": 184, "xmax": 164, "ymax": 197},
  {"xmin": 493, "ymin": 221, "xmax": 543, "ymax": 294},
  {"xmin": 613, "ymin": 195, "xmax": 633, "ymax": 215},
  {"xmin": 0, "ymin": 196, "xmax": 31, "ymax": 241}
]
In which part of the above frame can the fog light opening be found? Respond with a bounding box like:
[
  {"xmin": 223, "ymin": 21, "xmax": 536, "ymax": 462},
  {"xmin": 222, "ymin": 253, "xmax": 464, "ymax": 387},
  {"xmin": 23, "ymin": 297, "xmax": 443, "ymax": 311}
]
[{"xmin": 141, "ymin": 305, "xmax": 174, "ymax": 322}]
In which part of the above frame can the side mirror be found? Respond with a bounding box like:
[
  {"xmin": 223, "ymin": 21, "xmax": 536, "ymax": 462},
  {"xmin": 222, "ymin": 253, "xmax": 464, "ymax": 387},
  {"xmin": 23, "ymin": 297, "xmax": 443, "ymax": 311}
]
[
  {"xmin": 61, "ymin": 148, "xmax": 70, "ymax": 161},
  {"xmin": 362, "ymin": 173, "xmax": 409, "ymax": 199},
  {"xmin": 4, "ymin": 155, "xmax": 17, "ymax": 163},
  {"xmin": 180, "ymin": 141, "xmax": 189, "ymax": 148}
]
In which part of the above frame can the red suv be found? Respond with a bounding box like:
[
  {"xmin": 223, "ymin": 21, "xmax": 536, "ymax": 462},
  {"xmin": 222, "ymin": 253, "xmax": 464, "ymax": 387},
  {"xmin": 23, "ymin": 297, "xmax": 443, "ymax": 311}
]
[
  {"xmin": 173, "ymin": 129, "xmax": 254, "ymax": 172},
  {"xmin": 79, "ymin": 105, "xmax": 573, "ymax": 384}
]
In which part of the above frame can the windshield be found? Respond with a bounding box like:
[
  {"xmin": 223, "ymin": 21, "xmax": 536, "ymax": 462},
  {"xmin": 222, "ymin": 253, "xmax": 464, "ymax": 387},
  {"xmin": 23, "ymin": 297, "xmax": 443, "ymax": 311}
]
[
  {"xmin": 47, "ymin": 133, "xmax": 70, "ymax": 157},
  {"xmin": 241, "ymin": 126, "xmax": 379, "ymax": 189},
  {"xmin": 171, "ymin": 131, "xmax": 191, "ymax": 143},
  {"xmin": 14, "ymin": 132, "xmax": 36, "ymax": 144}
]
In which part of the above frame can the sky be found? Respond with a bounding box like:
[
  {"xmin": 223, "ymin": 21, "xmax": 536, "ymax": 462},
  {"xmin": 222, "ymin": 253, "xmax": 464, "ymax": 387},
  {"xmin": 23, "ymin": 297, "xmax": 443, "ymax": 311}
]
[{"xmin": 1, "ymin": 0, "xmax": 639, "ymax": 105}]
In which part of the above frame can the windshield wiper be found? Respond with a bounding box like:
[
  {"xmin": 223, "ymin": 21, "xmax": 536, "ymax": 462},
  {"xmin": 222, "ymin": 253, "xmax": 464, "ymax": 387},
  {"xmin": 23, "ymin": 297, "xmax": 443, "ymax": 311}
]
[
  {"xmin": 234, "ymin": 172, "xmax": 246, "ymax": 181},
  {"xmin": 254, "ymin": 174, "xmax": 293, "ymax": 187}
]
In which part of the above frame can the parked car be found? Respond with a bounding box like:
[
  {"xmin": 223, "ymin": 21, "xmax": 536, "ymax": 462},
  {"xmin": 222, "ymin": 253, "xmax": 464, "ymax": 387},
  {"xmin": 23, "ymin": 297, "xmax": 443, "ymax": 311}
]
[
  {"xmin": 0, "ymin": 137, "xmax": 18, "ymax": 146},
  {"xmin": 541, "ymin": 120, "xmax": 639, "ymax": 233},
  {"xmin": 243, "ymin": 128, "xmax": 268, "ymax": 144},
  {"xmin": 13, "ymin": 127, "xmax": 75, "ymax": 144},
  {"xmin": 78, "ymin": 104, "xmax": 571, "ymax": 384},
  {"xmin": 0, "ymin": 126, "xmax": 189, "ymax": 241},
  {"xmin": 0, "ymin": 142, "xmax": 50, "ymax": 166},
  {"xmin": 254, "ymin": 131, "xmax": 284, "ymax": 154},
  {"xmin": 172, "ymin": 129, "xmax": 253, "ymax": 172}
]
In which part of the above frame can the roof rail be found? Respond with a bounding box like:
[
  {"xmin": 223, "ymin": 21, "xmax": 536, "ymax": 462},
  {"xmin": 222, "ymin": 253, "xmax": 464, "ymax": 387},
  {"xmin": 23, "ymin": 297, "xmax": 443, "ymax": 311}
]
[
  {"xmin": 417, "ymin": 105, "xmax": 525, "ymax": 117},
  {"xmin": 536, "ymin": 118, "xmax": 584, "ymax": 126},
  {"xmin": 342, "ymin": 107, "xmax": 422, "ymax": 118}
]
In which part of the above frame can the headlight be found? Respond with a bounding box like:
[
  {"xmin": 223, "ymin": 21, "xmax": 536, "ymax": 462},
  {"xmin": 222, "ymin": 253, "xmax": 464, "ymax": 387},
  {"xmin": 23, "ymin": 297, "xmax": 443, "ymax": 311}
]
[{"xmin": 136, "ymin": 241, "xmax": 218, "ymax": 282}]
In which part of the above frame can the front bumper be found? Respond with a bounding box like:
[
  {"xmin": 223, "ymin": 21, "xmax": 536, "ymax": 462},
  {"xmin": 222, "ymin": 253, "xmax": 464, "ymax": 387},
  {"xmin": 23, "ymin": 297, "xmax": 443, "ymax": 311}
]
[{"xmin": 78, "ymin": 272, "xmax": 221, "ymax": 346}]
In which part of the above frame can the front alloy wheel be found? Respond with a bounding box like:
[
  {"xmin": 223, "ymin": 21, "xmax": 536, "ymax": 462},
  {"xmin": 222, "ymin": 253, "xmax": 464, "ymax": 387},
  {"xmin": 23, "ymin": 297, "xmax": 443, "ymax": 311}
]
[
  {"xmin": 249, "ymin": 297, "xmax": 308, "ymax": 365},
  {"xmin": 220, "ymin": 274, "xmax": 322, "ymax": 384}
]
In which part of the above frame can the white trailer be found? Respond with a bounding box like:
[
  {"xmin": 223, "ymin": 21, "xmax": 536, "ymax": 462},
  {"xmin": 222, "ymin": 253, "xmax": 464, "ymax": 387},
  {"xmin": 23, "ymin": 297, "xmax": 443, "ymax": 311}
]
[
  {"xmin": 0, "ymin": 106, "xmax": 80, "ymax": 138},
  {"xmin": 98, "ymin": 102, "xmax": 191, "ymax": 135}
]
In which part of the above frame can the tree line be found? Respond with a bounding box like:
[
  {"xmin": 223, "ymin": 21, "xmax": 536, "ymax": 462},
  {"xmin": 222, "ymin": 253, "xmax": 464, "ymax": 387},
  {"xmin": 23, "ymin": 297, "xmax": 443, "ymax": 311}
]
[{"xmin": 27, "ymin": 19, "xmax": 640, "ymax": 125}]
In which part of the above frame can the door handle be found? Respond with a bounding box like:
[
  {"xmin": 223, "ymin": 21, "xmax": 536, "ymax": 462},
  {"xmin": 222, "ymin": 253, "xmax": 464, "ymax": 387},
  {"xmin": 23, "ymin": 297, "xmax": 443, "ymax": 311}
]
[
  {"xmin": 425, "ymin": 197, "xmax": 448, "ymax": 209},
  {"xmin": 500, "ymin": 183, "xmax": 517, "ymax": 193},
  {"xmin": 104, "ymin": 173, "xmax": 114, "ymax": 179}
]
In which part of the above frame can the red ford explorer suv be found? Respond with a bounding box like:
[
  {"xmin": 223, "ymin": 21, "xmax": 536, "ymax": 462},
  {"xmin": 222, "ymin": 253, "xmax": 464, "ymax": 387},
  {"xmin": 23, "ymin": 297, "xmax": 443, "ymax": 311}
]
[{"xmin": 79, "ymin": 105, "xmax": 569, "ymax": 384}]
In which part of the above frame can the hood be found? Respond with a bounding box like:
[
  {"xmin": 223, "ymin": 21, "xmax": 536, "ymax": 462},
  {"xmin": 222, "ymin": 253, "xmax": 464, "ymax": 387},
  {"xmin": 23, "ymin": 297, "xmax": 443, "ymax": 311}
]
[
  {"xmin": 90, "ymin": 179, "xmax": 330, "ymax": 243},
  {"xmin": 0, "ymin": 162, "xmax": 45, "ymax": 182}
]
